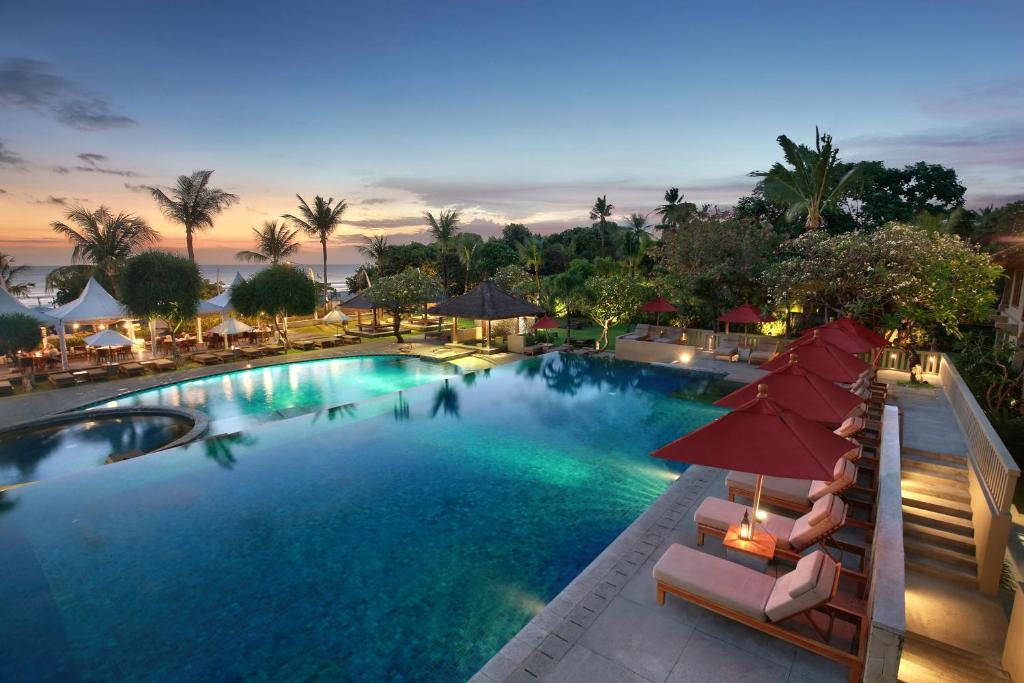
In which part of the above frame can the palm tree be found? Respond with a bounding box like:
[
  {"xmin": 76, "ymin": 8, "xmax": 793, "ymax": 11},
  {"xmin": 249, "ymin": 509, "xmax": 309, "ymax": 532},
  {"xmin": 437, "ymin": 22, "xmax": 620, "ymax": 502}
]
[
  {"xmin": 0, "ymin": 252, "xmax": 32, "ymax": 295},
  {"xmin": 751, "ymin": 128, "xmax": 864, "ymax": 230},
  {"xmin": 235, "ymin": 221, "xmax": 301, "ymax": 264},
  {"xmin": 589, "ymin": 195, "xmax": 614, "ymax": 255},
  {"xmin": 620, "ymin": 215, "xmax": 652, "ymax": 277},
  {"xmin": 147, "ymin": 170, "xmax": 238, "ymax": 262},
  {"xmin": 358, "ymin": 234, "xmax": 389, "ymax": 271},
  {"xmin": 425, "ymin": 209, "xmax": 461, "ymax": 295},
  {"xmin": 458, "ymin": 239, "xmax": 477, "ymax": 291},
  {"xmin": 50, "ymin": 205, "xmax": 159, "ymax": 298},
  {"xmin": 656, "ymin": 188, "xmax": 689, "ymax": 231},
  {"xmin": 516, "ymin": 236, "xmax": 544, "ymax": 303},
  {"xmin": 282, "ymin": 195, "xmax": 348, "ymax": 310}
]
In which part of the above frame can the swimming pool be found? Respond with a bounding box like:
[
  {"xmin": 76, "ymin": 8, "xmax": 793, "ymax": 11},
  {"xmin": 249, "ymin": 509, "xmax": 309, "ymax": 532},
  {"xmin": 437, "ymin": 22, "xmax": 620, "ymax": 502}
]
[
  {"xmin": 97, "ymin": 354, "xmax": 462, "ymax": 433},
  {"xmin": 0, "ymin": 354, "xmax": 727, "ymax": 681}
]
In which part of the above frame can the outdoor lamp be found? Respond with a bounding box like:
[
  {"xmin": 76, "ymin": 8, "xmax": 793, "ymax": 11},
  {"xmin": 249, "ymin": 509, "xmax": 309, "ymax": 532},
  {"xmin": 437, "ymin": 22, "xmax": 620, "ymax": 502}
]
[
  {"xmin": 740, "ymin": 510, "xmax": 751, "ymax": 540},
  {"xmin": 755, "ymin": 509, "xmax": 767, "ymax": 521}
]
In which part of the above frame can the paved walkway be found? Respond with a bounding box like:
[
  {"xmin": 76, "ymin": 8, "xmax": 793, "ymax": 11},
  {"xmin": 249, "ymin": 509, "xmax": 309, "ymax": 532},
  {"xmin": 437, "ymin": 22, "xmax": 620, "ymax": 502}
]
[
  {"xmin": 473, "ymin": 466, "xmax": 848, "ymax": 683},
  {"xmin": 886, "ymin": 378, "xmax": 968, "ymax": 457}
]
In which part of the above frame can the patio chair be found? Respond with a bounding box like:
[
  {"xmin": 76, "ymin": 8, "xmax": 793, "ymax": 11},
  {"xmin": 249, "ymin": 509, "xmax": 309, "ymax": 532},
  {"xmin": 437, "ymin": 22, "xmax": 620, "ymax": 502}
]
[
  {"xmin": 192, "ymin": 353, "xmax": 222, "ymax": 365},
  {"xmin": 654, "ymin": 546, "xmax": 863, "ymax": 682},
  {"xmin": 726, "ymin": 457, "xmax": 864, "ymax": 514},
  {"xmin": 118, "ymin": 362, "xmax": 147, "ymax": 377},
  {"xmin": 712, "ymin": 334, "xmax": 740, "ymax": 360},
  {"xmin": 150, "ymin": 358, "xmax": 176, "ymax": 372},
  {"xmin": 749, "ymin": 339, "xmax": 781, "ymax": 365},
  {"xmin": 694, "ymin": 493, "xmax": 868, "ymax": 584},
  {"xmin": 620, "ymin": 324, "xmax": 651, "ymax": 341},
  {"xmin": 48, "ymin": 372, "xmax": 77, "ymax": 388},
  {"xmin": 652, "ymin": 327, "xmax": 684, "ymax": 344}
]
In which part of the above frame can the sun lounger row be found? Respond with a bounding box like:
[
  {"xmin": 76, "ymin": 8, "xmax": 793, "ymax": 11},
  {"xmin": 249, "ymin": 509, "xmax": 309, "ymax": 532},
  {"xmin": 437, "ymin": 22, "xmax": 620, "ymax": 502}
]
[{"xmin": 621, "ymin": 324, "xmax": 688, "ymax": 344}]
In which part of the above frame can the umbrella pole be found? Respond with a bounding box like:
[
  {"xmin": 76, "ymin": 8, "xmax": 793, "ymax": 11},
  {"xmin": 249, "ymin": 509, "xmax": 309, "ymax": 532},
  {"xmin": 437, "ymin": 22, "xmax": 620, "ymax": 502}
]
[{"xmin": 752, "ymin": 474, "xmax": 772, "ymax": 540}]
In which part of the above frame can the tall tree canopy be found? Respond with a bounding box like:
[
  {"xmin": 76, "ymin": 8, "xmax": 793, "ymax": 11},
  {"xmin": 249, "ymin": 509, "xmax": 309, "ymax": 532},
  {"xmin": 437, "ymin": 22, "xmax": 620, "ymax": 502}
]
[
  {"xmin": 0, "ymin": 252, "xmax": 32, "ymax": 296},
  {"xmin": 367, "ymin": 269, "xmax": 440, "ymax": 343},
  {"xmin": 231, "ymin": 265, "xmax": 317, "ymax": 344},
  {"xmin": 282, "ymin": 195, "xmax": 347, "ymax": 310},
  {"xmin": 0, "ymin": 313, "xmax": 41, "ymax": 357},
  {"xmin": 235, "ymin": 221, "xmax": 301, "ymax": 264},
  {"xmin": 425, "ymin": 209, "xmax": 461, "ymax": 296},
  {"xmin": 148, "ymin": 170, "xmax": 238, "ymax": 262},
  {"xmin": 119, "ymin": 251, "xmax": 202, "ymax": 364}
]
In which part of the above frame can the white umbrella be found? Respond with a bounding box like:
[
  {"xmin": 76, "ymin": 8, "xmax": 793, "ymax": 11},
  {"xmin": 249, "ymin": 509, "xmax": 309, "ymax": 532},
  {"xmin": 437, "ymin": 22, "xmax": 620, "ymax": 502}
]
[
  {"xmin": 83, "ymin": 329, "xmax": 133, "ymax": 348},
  {"xmin": 208, "ymin": 317, "xmax": 253, "ymax": 336},
  {"xmin": 323, "ymin": 309, "xmax": 350, "ymax": 324}
]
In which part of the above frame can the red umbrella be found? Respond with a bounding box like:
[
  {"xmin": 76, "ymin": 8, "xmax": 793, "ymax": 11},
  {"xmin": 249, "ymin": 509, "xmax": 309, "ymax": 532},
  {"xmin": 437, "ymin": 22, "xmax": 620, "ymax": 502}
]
[
  {"xmin": 793, "ymin": 325, "xmax": 874, "ymax": 355},
  {"xmin": 718, "ymin": 303, "xmax": 774, "ymax": 334},
  {"xmin": 533, "ymin": 315, "xmax": 559, "ymax": 342},
  {"xmin": 762, "ymin": 332, "xmax": 870, "ymax": 383},
  {"xmin": 653, "ymin": 384, "xmax": 859, "ymax": 520},
  {"xmin": 714, "ymin": 355, "xmax": 864, "ymax": 429},
  {"xmin": 830, "ymin": 316, "xmax": 889, "ymax": 348},
  {"xmin": 640, "ymin": 296, "xmax": 678, "ymax": 326}
]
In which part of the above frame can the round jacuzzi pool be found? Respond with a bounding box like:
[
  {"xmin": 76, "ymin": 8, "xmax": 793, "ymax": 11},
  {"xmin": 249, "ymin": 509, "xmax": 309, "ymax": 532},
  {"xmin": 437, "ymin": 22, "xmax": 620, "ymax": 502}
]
[{"xmin": 0, "ymin": 407, "xmax": 207, "ymax": 489}]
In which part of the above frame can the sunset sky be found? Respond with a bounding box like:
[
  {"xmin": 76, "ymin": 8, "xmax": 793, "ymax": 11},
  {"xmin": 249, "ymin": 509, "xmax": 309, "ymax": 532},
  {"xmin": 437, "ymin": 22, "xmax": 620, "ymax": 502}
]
[{"xmin": 1, "ymin": 0, "xmax": 1021, "ymax": 265}]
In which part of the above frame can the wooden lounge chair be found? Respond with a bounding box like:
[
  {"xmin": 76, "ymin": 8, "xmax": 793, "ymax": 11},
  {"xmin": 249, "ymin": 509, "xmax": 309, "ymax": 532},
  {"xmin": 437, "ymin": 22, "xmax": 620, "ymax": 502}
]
[
  {"xmin": 291, "ymin": 339, "xmax": 317, "ymax": 351},
  {"xmin": 261, "ymin": 343, "xmax": 286, "ymax": 356},
  {"xmin": 694, "ymin": 493, "xmax": 869, "ymax": 590},
  {"xmin": 49, "ymin": 372, "xmax": 77, "ymax": 388},
  {"xmin": 150, "ymin": 358, "xmax": 176, "ymax": 372},
  {"xmin": 192, "ymin": 353, "xmax": 221, "ymax": 365},
  {"xmin": 214, "ymin": 349, "xmax": 237, "ymax": 362},
  {"xmin": 654, "ymin": 546, "xmax": 863, "ymax": 682},
  {"xmin": 118, "ymin": 362, "xmax": 146, "ymax": 377},
  {"xmin": 749, "ymin": 339, "xmax": 781, "ymax": 365},
  {"xmin": 0, "ymin": 380, "xmax": 13, "ymax": 396},
  {"xmin": 239, "ymin": 346, "xmax": 265, "ymax": 359},
  {"xmin": 86, "ymin": 367, "xmax": 111, "ymax": 382},
  {"xmin": 713, "ymin": 334, "xmax": 740, "ymax": 361},
  {"xmin": 726, "ymin": 457, "xmax": 864, "ymax": 514},
  {"xmin": 315, "ymin": 337, "xmax": 336, "ymax": 348},
  {"xmin": 339, "ymin": 334, "xmax": 360, "ymax": 345}
]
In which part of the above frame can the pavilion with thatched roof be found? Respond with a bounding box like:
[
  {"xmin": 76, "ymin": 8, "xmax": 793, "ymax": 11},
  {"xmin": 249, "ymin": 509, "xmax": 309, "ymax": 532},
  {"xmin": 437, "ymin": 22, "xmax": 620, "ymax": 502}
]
[{"xmin": 433, "ymin": 279, "xmax": 543, "ymax": 350}]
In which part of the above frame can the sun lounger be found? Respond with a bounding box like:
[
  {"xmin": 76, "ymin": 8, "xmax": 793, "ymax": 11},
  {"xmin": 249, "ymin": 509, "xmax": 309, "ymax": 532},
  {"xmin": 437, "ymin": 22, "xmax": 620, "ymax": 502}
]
[
  {"xmin": 214, "ymin": 350, "xmax": 237, "ymax": 362},
  {"xmin": 0, "ymin": 380, "xmax": 13, "ymax": 396},
  {"xmin": 713, "ymin": 334, "xmax": 740, "ymax": 360},
  {"xmin": 261, "ymin": 344, "xmax": 286, "ymax": 355},
  {"xmin": 150, "ymin": 358, "xmax": 176, "ymax": 372},
  {"xmin": 291, "ymin": 339, "xmax": 317, "ymax": 351},
  {"xmin": 86, "ymin": 367, "xmax": 111, "ymax": 381},
  {"xmin": 192, "ymin": 353, "xmax": 222, "ymax": 365},
  {"xmin": 338, "ymin": 334, "xmax": 360, "ymax": 345},
  {"xmin": 118, "ymin": 362, "xmax": 146, "ymax": 377},
  {"xmin": 653, "ymin": 546, "xmax": 862, "ymax": 681},
  {"xmin": 749, "ymin": 339, "xmax": 781, "ymax": 364},
  {"xmin": 726, "ymin": 457, "xmax": 861, "ymax": 514},
  {"xmin": 315, "ymin": 337, "xmax": 336, "ymax": 348},
  {"xmin": 49, "ymin": 372, "xmax": 77, "ymax": 388},
  {"xmin": 651, "ymin": 327, "xmax": 684, "ymax": 344},
  {"xmin": 620, "ymin": 324, "xmax": 651, "ymax": 341},
  {"xmin": 239, "ymin": 346, "xmax": 265, "ymax": 359}
]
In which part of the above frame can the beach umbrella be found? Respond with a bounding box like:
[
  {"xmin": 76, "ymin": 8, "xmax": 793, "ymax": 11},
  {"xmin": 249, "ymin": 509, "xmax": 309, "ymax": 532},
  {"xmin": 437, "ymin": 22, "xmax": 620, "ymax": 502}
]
[
  {"xmin": 653, "ymin": 384, "xmax": 859, "ymax": 522},
  {"xmin": 533, "ymin": 315, "xmax": 559, "ymax": 343},
  {"xmin": 715, "ymin": 355, "xmax": 864, "ymax": 429},
  {"xmin": 761, "ymin": 332, "xmax": 870, "ymax": 383},
  {"xmin": 323, "ymin": 308, "xmax": 350, "ymax": 334},
  {"xmin": 208, "ymin": 317, "xmax": 253, "ymax": 336},
  {"xmin": 793, "ymin": 325, "xmax": 874, "ymax": 355},
  {"xmin": 640, "ymin": 296, "xmax": 678, "ymax": 326},
  {"xmin": 819, "ymin": 316, "xmax": 889, "ymax": 349},
  {"xmin": 718, "ymin": 302, "xmax": 774, "ymax": 334},
  {"xmin": 83, "ymin": 328, "xmax": 133, "ymax": 348}
]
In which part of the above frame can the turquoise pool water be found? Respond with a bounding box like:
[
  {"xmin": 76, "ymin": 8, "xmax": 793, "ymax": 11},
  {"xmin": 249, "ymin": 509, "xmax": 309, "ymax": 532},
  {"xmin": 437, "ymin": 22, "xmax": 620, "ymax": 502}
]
[
  {"xmin": 0, "ymin": 354, "xmax": 727, "ymax": 682},
  {"xmin": 0, "ymin": 415, "xmax": 191, "ymax": 488},
  {"xmin": 97, "ymin": 354, "xmax": 462, "ymax": 433}
]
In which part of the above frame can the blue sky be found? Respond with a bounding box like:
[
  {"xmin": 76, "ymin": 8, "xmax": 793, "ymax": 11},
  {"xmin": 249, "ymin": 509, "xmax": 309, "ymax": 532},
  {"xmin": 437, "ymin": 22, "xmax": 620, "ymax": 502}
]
[{"xmin": 1, "ymin": 0, "xmax": 1022, "ymax": 263}]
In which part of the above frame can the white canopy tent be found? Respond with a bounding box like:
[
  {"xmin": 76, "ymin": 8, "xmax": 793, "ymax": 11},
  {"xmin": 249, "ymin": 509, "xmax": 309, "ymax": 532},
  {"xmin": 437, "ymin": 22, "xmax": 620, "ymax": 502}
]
[
  {"xmin": 208, "ymin": 317, "xmax": 252, "ymax": 336},
  {"xmin": 195, "ymin": 272, "xmax": 245, "ymax": 341},
  {"xmin": 83, "ymin": 328, "xmax": 133, "ymax": 348},
  {"xmin": 0, "ymin": 287, "xmax": 55, "ymax": 323},
  {"xmin": 49, "ymin": 277, "xmax": 129, "ymax": 369}
]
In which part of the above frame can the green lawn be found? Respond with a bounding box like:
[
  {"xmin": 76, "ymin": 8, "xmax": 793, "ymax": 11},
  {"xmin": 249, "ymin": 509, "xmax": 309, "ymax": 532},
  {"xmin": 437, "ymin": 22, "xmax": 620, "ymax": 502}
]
[{"xmin": 537, "ymin": 323, "xmax": 631, "ymax": 350}]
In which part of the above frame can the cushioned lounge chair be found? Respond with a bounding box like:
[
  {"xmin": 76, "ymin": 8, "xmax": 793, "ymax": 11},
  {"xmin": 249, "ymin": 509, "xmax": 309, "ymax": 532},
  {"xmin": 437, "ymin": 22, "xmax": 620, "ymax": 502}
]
[
  {"xmin": 726, "ymin": 457, "xmax": 863, "ymax": 514},
  {"xmin": 713, "ymin": 334, "xmax": 739, "ymax": 360},
  {"xmin": 150, "ymin": 358, "xmax": 176, "ymax": 371},
  {"xmin": 118, "ymin": 362, "xmax": 146, "ymax": 377},
  {"xmin": 192, "ymin": 353, "xmax": 221, "ymax": 365},
  {"xmin": 239, "ymin": 346, "xmax": 264, "ymax": 359},
  {"xmin": 49, "ymin": 372, "xmax": 77, "ymax": 388},
  {"xmin": 261, "ymin": 343, "xmax": 286, "ymax": 355},
  {"xmin": 749, "ymin": 339, "xmax": 781, "ymax": 365},
  {"xmin": 620, "ymin": 324, "xmax": 651, "ymax": 341},
  {"xmin": 652, "ymin": 327, "xmax": 684, "ymax": 344},
  {"xmin": 654, "ymin": 546, "xmax": 863, "ymax": 682},
  {"xmin": 86, "ymin": 367, "xmax": 110, "ymax": 381}
]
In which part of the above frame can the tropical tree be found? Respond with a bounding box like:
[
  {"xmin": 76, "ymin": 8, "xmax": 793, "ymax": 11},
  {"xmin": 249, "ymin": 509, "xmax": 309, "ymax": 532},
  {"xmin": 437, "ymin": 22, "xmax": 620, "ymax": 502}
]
[
  {"xmin": 751, "ymin": 128, "xmax": 864, "ymax": 230},
  {"xmin": 119, "ymin": 252, "xmax": 203, "ymax": 365},
  {"xmin": 147, "ymin": 170, "xmax": 238, "ymax": 262},
  {"xmin": 656, "ymin": 188, "xmax": 695, "ymax": 231},
  {"xmin": 581, "ymin": 273, "xmax": 650, "ymax": 350},
  {"xmin": 230, "ymin": 264, "xmax": 317, "ymax": 346},
  {"xmin": 457, "ymin": 236, "xmax": 478, "ymax": 291},
  {"xmin": 282, "ymin": 194, "xmax": 347, "ymax": 311},
  {"xmin": 551, "ymin": 258, "xmax": 596, "ymax": 342},
  {"xmin": 492, "ymin": 264, "xmax": 532, "ymax": 300},
  {"xmin": 516, "ymin": 236, "xmax": 544, "ymax": 303},
  {"xmin": 235, "ymin": 221, "xmax": 301, "ymax": 264},
  {"xmin": 358, "ymin": 234, "xmax": 390, "ymax": 272},
  {"xmin": 425, "ymin": 209, "xmax": 461, "ymax": 295},
  {"xmin": 589, "ymin": 195, "xmax": 614, "ymax": 255},
  {"xmin": 0, "ymin": 313, "xmax": 41, "ymax": 357},
  {"xmin": 367, "ymin": 268, "xmax": 441, "ymax": 343},
  {"xmin": 0, "ymin": 252, "xmax": 32, "ymax": 295},
  {"xmin": 50, "ymin": 205, "xmax": 160, "ymax": 298}
]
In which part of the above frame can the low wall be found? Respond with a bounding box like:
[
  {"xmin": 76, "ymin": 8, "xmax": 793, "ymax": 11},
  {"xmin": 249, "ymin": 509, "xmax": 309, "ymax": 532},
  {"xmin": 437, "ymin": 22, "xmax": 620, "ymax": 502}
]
[
  {"xmin": 863, "ymin": 404, "xmax": 906, "ymax": 682},
  {"xmin": 614, "ymin": 337, "xmax": 697, "ymax": 364},
  {"xmin": 1002, "ymin": 507, "xmax": 1024, "ymax": 680}
]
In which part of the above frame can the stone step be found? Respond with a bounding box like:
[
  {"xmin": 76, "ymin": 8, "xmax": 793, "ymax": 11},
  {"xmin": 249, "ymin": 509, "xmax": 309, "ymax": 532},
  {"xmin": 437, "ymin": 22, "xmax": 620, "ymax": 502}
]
[
  {"xmin": 899, "ymin": 634, "xmax": 1010, "ymax": 683},
  {"xmin": 903, "ymin": 538, "xmax": 977, "ymax": 572},
  {"xmin": 900, "ymin": 465, "xmax": 968, "ymax": 487},
  {"xmin": 902, "ymin": 505, "xmax": 975, "ymax": 536},
  {"xmin": 905, "ymin": 550, "xmax": 978, "ymax": 587},
  {"xmin": 902, "ymin": 446, "xmax": 968, "ymax": 466},
  {"xmin": 903, "ymin": 521, "xmax": 976, "ymax": 553},
  {"xmin": 900, "ymin": 478, "xmax": 971, "ymax": 504},
  {"xmin": 902, "ymin": 490, "xmax": 973, "ymax": 519},
  {"xmin": 901, "ymin": 455, "xmax": 968, "ymax": 480}
]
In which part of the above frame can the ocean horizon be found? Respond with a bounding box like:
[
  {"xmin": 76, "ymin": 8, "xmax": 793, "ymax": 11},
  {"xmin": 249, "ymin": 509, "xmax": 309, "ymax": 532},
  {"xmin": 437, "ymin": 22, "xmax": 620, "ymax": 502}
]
[{"xmin": 8, "ymin": 264, "xmax": 362, "ymax": 304}]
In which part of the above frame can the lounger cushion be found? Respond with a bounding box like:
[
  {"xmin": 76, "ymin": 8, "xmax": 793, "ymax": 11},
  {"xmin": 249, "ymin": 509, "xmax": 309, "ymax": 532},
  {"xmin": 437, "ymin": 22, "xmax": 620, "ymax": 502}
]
[
  {"xmin": 834, "ymin": 415, "xmax": 865, "ymax": 438},
  {"xmin": 764, "ymin": 551, "xmax": 838, "ymax": 622},
  {"xmin": 808, "ymin": 459, "xmax": 857, "ymax": 500},
  {"xmin": 694, "ymin": 496, "xmax": 795, "ymax": 543},
  {"xmin": 727, "ymin": 471, "xmax": 812, "ymax": 505},
  {"xmin": 653, "ymin": 544, "xmax": 775, "ymax": 621},
  {"xmin": 788, "ymin": 495, "xmax": 846, "ymax": 549}
]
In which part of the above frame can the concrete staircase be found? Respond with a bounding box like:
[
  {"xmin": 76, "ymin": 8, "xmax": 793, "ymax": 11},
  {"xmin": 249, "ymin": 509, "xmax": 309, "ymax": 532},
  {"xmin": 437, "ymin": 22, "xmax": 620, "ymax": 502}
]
[{"xmin": 900, "ymin": 446, "xmax": 978, "ymax": 587}]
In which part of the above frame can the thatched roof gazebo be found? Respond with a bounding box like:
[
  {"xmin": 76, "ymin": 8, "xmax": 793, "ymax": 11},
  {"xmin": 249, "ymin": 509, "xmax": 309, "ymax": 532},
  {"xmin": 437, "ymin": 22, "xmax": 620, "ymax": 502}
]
[{"xmin": 433, "ymin": 280, "xmax": 543, "ymax": 349}]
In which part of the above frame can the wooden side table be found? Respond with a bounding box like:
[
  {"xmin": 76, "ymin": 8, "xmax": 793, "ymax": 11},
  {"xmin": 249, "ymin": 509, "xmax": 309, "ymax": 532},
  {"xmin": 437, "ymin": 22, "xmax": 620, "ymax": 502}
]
[{"xmin": 723, "ymin": 524, "xmax": 776, "ymax": 571}]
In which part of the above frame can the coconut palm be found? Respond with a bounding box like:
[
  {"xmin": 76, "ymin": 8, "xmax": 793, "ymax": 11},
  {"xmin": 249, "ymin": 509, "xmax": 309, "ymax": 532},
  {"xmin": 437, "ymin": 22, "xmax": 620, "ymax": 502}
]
[
  {"xmin": 751, "ymin": 128, "xmax": 864, "ymax": 230},
  {"xmin": 656, "ymin": 188, "xmax": 689, "ymax": 231},
  {"xmin": 516, "ymin": 236, "xmax": 544, "ymax": 303},
  {"xmin": 358, "ymin": 234, "xmax": 389, "ymax": 271},
  {"xmin": 235, "ymin": 221, "xmax": 301, "ymax": 264},
  {"xmin": 458, "ymin": 239, "xmax": 477, "ymax": 291},
  {"xmin": 424, "ymin": 209, "xmax": 461, "ymax": 295},
  {"xmin": 147, "ymin": 170, "xmax": 238, "ymax": 262},
  {"xmin": 282, "ymin": 195, "xmax": 348, "ymax": 310},
  {"xmin": 589, "ymin": 195, "xmax": 614, "ymax": 255},
  {"xmin": 0, "ymin": 252, "xmax": 32, "ymax": 296},
  {"xmin": 50, "ymin": 205, "xmax": 159, "ymax": 298}
]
